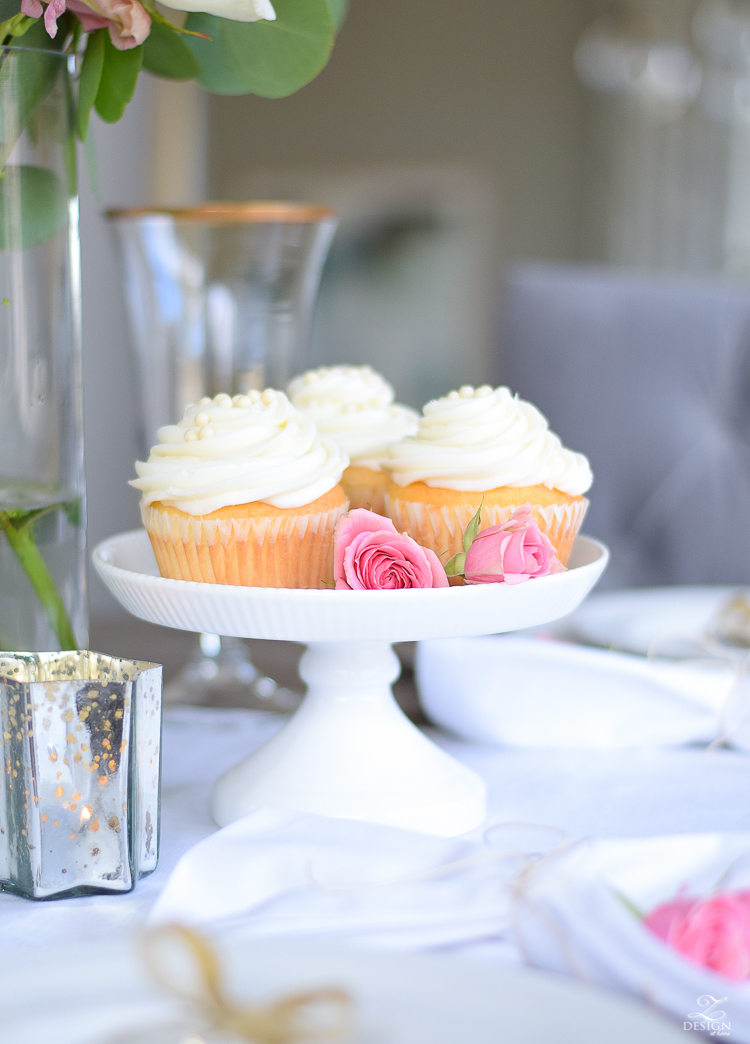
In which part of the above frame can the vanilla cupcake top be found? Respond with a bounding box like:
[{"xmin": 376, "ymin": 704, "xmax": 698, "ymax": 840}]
[
  {"xmin": 287, "ymin": 365, "xmax": 419, "ymax": 469},
  {"xmin": 385, "ymin": 384, "xmax": 593, "ymax": 496},
  {"xmin": 131, "ymin": 390, "xmax": 348, "ymax": 514}
]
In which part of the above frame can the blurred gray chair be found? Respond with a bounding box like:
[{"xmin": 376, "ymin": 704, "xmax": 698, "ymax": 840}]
[{"xmin": 498, "ymin": 263, "xmax": 750, "ymax": 588}]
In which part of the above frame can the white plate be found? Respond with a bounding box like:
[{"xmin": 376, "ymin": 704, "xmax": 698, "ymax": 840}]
[
  {"xmin": 565, "ymin": 585, "xmax": 739, "ymax": 658},
  {"xmin": 0, "ymin": 935, "xmax": 684, "ymax": 1044},
  {"xmin": 92, "ymin": 530, "xmax": 609, "ymax": 643}
]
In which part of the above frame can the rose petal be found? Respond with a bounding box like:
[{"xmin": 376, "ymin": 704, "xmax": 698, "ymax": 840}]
[
  {"xmin": 464, "ymin": 505, "xmax": 558, "ymax": 584},
  {"xmin": 424, "ymin": 547, "xmax": 449, "ymax": 588},
  {"xmin": 334, "ymin": 509, "xmax": 396, "ymax": 587},
  {"xmin": 645, "ymin": 891, "xmax": 750, "ymax": 980},
  {"xmin": 43, "ymin": 0, "xmax": 66, "ymax": 38},
  {"xmin": 334, "ymin": 509, "xmax": 448, "ymax": 590},
  {"xmin": 21, "ymin": 0, "xmax": 44, "ymax": 18},
  {"xmin": 342, "ymin": 530, "xmax": 379, "ymax": 590},
  {"xmin": 107, "ymin": 0, "xmax": 151, "ymax": 48}
]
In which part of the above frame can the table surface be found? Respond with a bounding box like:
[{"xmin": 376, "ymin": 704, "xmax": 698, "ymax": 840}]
[{"xmin": 3, "ymin": 693, "xmax": 750, "ymax": 954}]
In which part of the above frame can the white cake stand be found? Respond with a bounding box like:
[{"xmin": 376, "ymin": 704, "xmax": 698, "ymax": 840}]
[{"xmin": 93, "ymin": 531, "xmax": 608, "ymax": 837}]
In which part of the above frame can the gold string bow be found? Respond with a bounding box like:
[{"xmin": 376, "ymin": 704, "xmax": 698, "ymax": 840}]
[{"xmin": 141, "ymin": 924, "xmax": 352, "ymax": 1044}]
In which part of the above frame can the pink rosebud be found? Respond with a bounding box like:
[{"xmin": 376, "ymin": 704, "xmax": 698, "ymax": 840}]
[
  {"xmin": 72, "ymin": 0, "xmax": 150, "ymax": 47},
  {"xmin": 333, "ymin": 508, "xmax": 449, "ymax": 591},
  {"xmin": 463, "ymin": 504, "xmax": 563, "ymax": 585},
  {"xmin": 645, "ymin": 891, "xmax": 750, "ymax": 980}
]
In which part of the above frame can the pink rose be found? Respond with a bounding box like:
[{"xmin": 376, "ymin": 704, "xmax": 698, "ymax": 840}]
[
  {"xmin": 334, "ymin": 509, "xmax": 449, "ymax": 591},
  {"xmin": 22, "ymin": 0, "xmax": 150, "ymax": 48},
  {"xmin": 645, "ymin": 891, "xmax": 750, "ymax": 979},
  {"xmin": 463, "ymin": 504, "xmax": 563, "ymax": 585}
]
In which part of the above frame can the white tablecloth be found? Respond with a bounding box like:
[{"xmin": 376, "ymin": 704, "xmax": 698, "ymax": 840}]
[{"xmin": 2, "ymin": 706, "xmax": 750, "ymax": 953}]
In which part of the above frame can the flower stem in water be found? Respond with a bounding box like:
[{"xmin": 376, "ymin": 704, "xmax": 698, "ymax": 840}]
[{"xmin": 0, "ymin": 506, "xmax": 78, "ymax": 650}]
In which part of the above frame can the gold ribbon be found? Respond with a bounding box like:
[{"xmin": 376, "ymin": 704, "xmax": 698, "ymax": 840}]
[{"xmin": 141, "ymin": 924, "xmax": 352, "ymax": 1044}]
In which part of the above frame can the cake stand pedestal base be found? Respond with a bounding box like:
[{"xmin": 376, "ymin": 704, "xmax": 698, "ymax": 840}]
[
  {"xmin": 94, "ymin": 530, "xmax": 609, "ymax": 839},
  {"xmin": 212, "ymin": 641, "xmax": 487, "ymax": 837}
]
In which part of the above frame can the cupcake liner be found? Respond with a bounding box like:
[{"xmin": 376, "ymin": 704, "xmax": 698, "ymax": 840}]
[
  {"xmin": 384, "ymin": 494, "xmax": 588, "ymax": 567},
  {"xmin": 341, "ymin": 466, "xmax": 390, "ymax": 516},
  {"xmin": 142, "ymin": 500, "xmax": 346, "ymax": 589}
]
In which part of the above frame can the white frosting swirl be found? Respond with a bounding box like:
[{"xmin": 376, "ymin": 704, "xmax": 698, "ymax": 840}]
[
  {"xmin": 131, "ymin": 390, "xmax": 348, "ymax": 514},
  {"xmin": 386, "ymin": 385, "xmax": 593, "ymax": 496},
  {"xmin": 287, "ymin": 365, "xmax": 419, "ymax": 469}
]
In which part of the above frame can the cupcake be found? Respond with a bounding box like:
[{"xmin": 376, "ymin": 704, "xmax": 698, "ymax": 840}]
[
  {"xmin": 384, "ymin": 384, "xmax": 592, "ymax": 567},
  {"xmin": 287, "ymin": 365, "xmax": 418, "ymax": 515},
  {"xmin": 130, "ymin": 390, "xmax": 349, "ymax": 588}
]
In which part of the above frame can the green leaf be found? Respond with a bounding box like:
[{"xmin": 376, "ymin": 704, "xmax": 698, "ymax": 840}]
[
  {"xmin": 83, "ymin": 123, "xmax": 99, "ymax": 200},
  {"xmin": 444, "ymin": 552, "xmax": 466, "ymax": 577},
  {"xmin": 462, "ymin": 500, "xmax": 484, "ymax": 553},
  {"xmin": 64, "ymin": 497, "xmax": 82, "ymax": 528},
  {"xmin": 5, "ymin": 12, "xmax": 62, "ymax": 48},
  {"xmin": 63, "ymin": 64, "xmax": 76, "ymax": 193},
  {"xmin": 185, "ymin": 0, "xmax": 335, "ymax": 97},
  {"xmin": 6, "ymin": 13, "xmax": 40, "ymax": 38},
  {"xmin": 94, "ymin": 34, "xmax": 143, "ymax": 123},
  {"xmin": 77, "ymin": 28, "xmax": 105, "ymax": 140},
  {"xmin": 0, "ymin": 165, "xmax": 68, "ymax": 250},
  {"xmin": 325, "ymin": 0, "xmax": 347, "ymax": 29},
  {"xmin": 0, "ymin": 20, "xmax": 64, "ymax": 164},
  {"xmin": 0, "ymin": 11, "xmax": 26, "ymax": 41},
  {"xmin": 143, "ymin": 19, "xmax": 201, "ymax": 80}
]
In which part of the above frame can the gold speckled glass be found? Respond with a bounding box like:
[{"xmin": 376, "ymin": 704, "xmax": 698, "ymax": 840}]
[{"xmin": 0, "ymin": 650, "xmax": 162, "ymax": 899}]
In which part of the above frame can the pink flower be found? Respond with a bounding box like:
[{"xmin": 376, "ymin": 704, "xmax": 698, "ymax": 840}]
[
  {"xmin": 463, "ymin": 504, "xmax": 564, "ymax": 585},
  {"xmin": 334, "ymin": 509, "xmax": 449, "ymax": 591},
  {"xmin": 645, "ymin": 891, "xmax": 750, "ymax": 979},
  {"xmin": 22, "ymin": 0, "xmax": 150, "ymax": 48}
]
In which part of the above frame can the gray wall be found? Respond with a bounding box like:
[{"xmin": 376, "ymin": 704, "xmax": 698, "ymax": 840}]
[
  {"xmin": 207, "ymin": 0, "xmax": 592, "ymax": 266},
  {"xmin": 82, "ymin": 75, "xmax": 207, "ymax": 623},
  {"xmin": 81, "ymin": 78, "xmax": 154, "ymax": 620}
]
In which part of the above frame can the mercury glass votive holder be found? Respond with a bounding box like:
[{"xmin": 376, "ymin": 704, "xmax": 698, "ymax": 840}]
[{"xmin": 0, "ymin": 650, "xmax": 162, "ymax": 899}]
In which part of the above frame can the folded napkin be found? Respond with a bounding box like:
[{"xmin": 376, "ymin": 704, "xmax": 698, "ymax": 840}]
[
  {"xmin": 416, "ymin": 636, "xmax": 739, "ymax": 749},
  {"xmin": 151, "ymin": 808, "xmax": 750, "ymax": 1037},
  {"xmin": 149, "ymin": 807, "xmax": 551, "ymax": 952},
  {"xmin": 515, "ymin": 832, "xmax": 750, "ymax": 1043}
]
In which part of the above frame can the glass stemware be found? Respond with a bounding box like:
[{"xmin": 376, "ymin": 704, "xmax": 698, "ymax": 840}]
[{"xmin": 109, "ymin": 203, "xmax": 337, "ymax": 707}]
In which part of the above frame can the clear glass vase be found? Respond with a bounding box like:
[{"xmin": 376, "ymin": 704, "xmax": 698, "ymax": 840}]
[
  {"xmin": 0, "ymin": 46, "xmax": 86, "ymax": 654},
  {"xmin": 108, "ymin": 203, "xmax": 336, "ymax": 706}
]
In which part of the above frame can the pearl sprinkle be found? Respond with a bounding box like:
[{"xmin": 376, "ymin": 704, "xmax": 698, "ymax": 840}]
[{"xmin": 447, "ymin": 385, "xmax": 494, "ymax": 400}]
